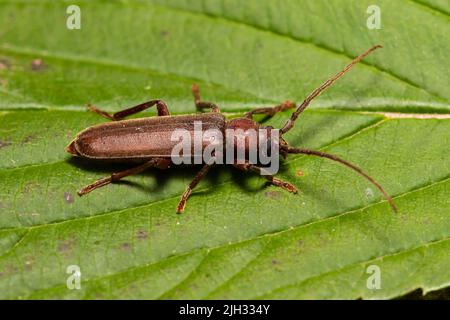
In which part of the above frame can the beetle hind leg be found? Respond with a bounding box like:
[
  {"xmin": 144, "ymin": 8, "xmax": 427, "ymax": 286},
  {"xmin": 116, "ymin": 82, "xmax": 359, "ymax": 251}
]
[
  {"xmin": 87, "ymin": 99, "xmax": 170, "ymax": 121},
  {"xmin": 77, "ymin": 158, "xmax": 170, "ymax": 196},
  {"xmin": 87, "ymin": 104, "xmax": 116, "ymax": 120}
]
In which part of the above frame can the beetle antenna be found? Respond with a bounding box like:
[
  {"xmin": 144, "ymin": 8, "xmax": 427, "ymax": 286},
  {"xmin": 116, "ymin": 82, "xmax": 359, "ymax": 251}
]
[
  {"xmin": 286, "ymin": 146, "xmax": 397, "ymax": 212},
  {"xmin": 280, "ymin": 45, "xmax": 382, "ymax": 135}
]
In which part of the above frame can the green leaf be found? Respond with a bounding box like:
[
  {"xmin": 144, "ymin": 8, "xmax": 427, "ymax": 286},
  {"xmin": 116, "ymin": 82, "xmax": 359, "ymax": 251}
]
[{"xmin": 0, "ymin": 0, "xmax": 448, "ymax": 299}]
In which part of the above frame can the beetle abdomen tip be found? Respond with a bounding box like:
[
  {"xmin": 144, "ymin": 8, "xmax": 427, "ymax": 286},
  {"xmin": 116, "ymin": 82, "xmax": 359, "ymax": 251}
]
[{"xmin": 65, "ymin": 140, "xmax": 79, "ymax": 156}]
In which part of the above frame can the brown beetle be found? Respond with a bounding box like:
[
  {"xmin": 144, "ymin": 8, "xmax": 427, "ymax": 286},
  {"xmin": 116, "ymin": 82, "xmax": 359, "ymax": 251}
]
[{"xmin": 66, "ymin": 45, "xmax": 397, "ymax": 213}]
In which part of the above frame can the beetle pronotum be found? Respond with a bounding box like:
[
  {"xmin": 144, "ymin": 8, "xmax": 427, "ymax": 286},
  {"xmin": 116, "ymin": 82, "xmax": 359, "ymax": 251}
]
[{"xmin": 66, "ymin": 45, "xmax": 397, "ymax": 213}]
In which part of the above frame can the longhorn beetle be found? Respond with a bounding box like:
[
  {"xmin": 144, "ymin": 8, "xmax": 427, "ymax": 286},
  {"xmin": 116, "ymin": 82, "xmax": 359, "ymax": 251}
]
[{"xmin": 66, "ymin": 45, "xmax": 397, "ymax": 213}]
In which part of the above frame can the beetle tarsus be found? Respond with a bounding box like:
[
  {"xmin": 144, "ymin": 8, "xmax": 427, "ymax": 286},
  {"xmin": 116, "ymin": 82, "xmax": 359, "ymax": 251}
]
[
  {"xmin": 270, "ymin": 178, "xmax": 299, "ymax": 194},
  {"xmin": 176, "ymin": 188, "xmax": 191, "ymax": 214},
  {"xmin": 234, "ymin": 163, "xmax": 299, "ymax": 195},
  {"xmin": 176, "ymin": 162, "xmax": 213, "ymax": 213},
  {"xmin": 245, "ymin": 100, "xmax": 295, "ymax": 119},
  {"xmin": 192, "ymin": 83, "xmax": 220, "ymax": 113},
  {"xmin": 87, "ymin": 104, "xmax": 116, "ymax": 120}
]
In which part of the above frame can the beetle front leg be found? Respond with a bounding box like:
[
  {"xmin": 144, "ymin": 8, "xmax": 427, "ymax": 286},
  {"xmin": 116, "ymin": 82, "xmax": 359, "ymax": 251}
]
[
  {"xmin": 233, "ymin": 163, "xmax": 298, "ymax": 194},
  {"xmin": 77, "ymin": 158, "xmax": 171, "ymax": 196},
  {"xmin": 244, "ymin": 101, "xmax": 295, "ymax": 120},
  {"xmin": 191, "ymin": 84, "xmax": 220, "ymax": 113},
  {"xmin": 177, "ymin": 163, "xmax": 214, "ymax": 213},
  {"xmin": 87, "ymin": 99, "xmax": 170, "ymax": 121}
]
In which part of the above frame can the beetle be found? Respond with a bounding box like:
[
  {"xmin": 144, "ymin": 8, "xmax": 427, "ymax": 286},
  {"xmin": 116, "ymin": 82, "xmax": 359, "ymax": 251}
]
[{"xmin": 66, "ymin": 45, "xmax": 397, "ymax": 213}]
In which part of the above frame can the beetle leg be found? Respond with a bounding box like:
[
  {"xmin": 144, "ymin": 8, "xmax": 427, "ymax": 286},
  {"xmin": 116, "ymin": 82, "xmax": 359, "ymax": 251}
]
[
  {"xmin": 191, "ymin": 84, "xmax": 220, "ymax": 113},
  {"xmin": 244, "ymin": 101, "xmax": 295, "ymax": 120},
  {"xmin": 177, "ymin": 163, "xmax": 214, "ymax": 213},
  {"xmin": 87, "ymin": 100, "xmax": 170, "ymax": 121},
  {"xmin": 77, "ymin": 158, "xmax": 170, "ymax": 196},
  {"xmin": 233, "ymin": 163, "xmax": 298, "ymax": 194}
]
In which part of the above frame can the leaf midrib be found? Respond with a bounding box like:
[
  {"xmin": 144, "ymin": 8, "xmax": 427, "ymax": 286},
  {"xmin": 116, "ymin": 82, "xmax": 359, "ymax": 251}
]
[{"xmin": 0, "ymin": 108, "xmax": 382, "ymax": 172}]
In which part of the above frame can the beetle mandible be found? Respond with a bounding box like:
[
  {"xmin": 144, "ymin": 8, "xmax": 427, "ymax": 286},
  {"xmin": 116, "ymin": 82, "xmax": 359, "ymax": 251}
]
[{"xmin": 66, "ymin": 45, "xmax": 397, "ymax": 213}]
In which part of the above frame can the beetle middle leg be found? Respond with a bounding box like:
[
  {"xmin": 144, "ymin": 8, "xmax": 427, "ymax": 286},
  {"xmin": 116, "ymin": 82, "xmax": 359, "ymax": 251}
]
[
  {"xmin": 177, "ymin": 162, "xmax": 214, "ymax": 213},
  {"xmin": 233, "ymin": 163, "xmax": 298, "ymax": 194},
  {"xmin": 191, "ymin": 84, "xmax": 220, "ymax": 113},
  {"xmin": 244, "ymin": 101, "xmax": 295, "ymax": 120},
  {"xmin": 77, "ymin": 158, "xmax": 171, "ymax": 196},
  {"xmin": 87, "ymin": 99, "xmax": 170, "ymax": 121}
]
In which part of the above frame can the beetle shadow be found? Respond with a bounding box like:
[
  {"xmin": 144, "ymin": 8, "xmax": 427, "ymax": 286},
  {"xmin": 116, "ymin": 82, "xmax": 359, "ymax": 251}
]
[
  {"xmin": 67, "ymin": 157, "xmax": 225, "ymax": 195},
  {"xmin": 66, "ymin": 147, "xmax": 336, "ymax": 206},
  {"xmin": 67, "ymin": 156, "xmax": 271, "ymax": 197}
]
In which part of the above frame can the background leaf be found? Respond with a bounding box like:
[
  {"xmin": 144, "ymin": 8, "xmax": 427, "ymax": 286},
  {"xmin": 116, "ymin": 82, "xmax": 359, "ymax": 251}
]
[{"xmin": 0, "ymin": 0, "xmax": 448, "ymax": 299}]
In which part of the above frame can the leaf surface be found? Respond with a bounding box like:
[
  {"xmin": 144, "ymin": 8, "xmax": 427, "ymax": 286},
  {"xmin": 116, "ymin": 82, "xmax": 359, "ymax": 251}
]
[{"xmin": 0, "ymin": 0, "xmax": 448, "ymax": 299}]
